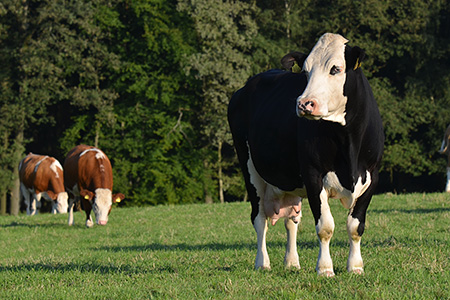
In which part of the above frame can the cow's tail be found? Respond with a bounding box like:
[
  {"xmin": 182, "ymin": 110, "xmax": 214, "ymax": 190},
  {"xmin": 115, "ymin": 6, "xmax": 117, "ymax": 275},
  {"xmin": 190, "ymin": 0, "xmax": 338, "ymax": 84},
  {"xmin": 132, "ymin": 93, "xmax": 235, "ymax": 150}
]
[
  {"xmin": 440, "ymin": 138, "xmax": 448, "ymax": 154},
  {"xmin": 228, "ymin": 89, "xmax": 260, "ymax": 224}
]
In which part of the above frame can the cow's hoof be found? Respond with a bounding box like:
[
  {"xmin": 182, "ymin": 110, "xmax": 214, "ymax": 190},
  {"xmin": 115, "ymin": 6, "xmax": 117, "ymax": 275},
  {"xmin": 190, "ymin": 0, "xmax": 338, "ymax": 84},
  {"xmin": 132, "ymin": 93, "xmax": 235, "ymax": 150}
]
[
  {"xmin": 255, "ymin": 265, "xmax": 271, "ymax": 271},
  {"xmin": 317, "ymin": 269, "xmax": 335, "ymax": 277},
  {"xmin": 86, "ymin": 220, "xmax": 94, "ymax": 228},
  {"xmin": 284, "ymin": 261, "xmax": 300, "ymax": 269},
  {"xmin": 349, "ymin": 267, "xmax": 364, "ymax": 275}
]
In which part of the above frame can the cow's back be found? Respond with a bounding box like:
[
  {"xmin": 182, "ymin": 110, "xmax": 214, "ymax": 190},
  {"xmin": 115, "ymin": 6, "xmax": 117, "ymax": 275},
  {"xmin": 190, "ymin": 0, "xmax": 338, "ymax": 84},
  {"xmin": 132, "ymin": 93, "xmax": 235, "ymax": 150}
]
[
  {"xmin": 64, "ymin": 145, "xmax": 113, "ymax": 192},
  {"xmin": 35, "ymin": 156, "xmax": 64, "ymax": 193},
  {"xmin": 19, "ymin": 154, "xmax": 45, "ymax": 189},
  {"xmin": 229, "ymin": 70, "xmax": 308, "ymax": 191}
]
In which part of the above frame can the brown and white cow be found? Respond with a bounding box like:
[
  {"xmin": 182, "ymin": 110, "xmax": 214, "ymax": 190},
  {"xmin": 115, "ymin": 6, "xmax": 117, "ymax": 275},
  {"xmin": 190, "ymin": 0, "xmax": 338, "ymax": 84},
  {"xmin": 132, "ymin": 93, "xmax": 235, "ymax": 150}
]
[
  {"xmin": 439, "ymin": 124, "xmax": 450, "ymax": 192},
  {"xmin": 19, "ymin": 153, "xmax": 68, "ymax": 215},
  {"xmin": 64, "ymin": 144, "xmax": 124, "ymax": 227}
]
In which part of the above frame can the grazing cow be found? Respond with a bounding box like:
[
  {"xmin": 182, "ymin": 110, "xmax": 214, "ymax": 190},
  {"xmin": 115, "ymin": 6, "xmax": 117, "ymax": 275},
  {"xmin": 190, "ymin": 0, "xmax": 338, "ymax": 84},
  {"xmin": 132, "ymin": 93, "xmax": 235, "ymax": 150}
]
[
  {"xmin": 228, "ymin": 33, "xmax": 384, "ymax": 276},
  {"xmin": 64, "ymin": 145, "xmax": 124, "ymax": 227},
  {"xmin": 19, "ymin": 153, "xmax": 68, "ymax": 215},
  {"xmin": 439, "ymin": 124, "xmax": 450, "ymax": 192}
]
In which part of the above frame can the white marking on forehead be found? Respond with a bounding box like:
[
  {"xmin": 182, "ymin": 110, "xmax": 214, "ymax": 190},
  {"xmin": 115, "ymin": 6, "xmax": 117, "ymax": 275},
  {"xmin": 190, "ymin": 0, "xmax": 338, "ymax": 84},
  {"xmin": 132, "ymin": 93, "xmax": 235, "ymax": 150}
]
[
  {"xmin": 50, "ymin": 160, "xmax": 63, "ymax": 178},
  {"xmin": 80, "ymin": 148, "xmax": 106, "ymax": 160},
  {"xmin": 95, "ymin": 188, "xmax": 112, "ymax": 206},
  {"xmin": 34, "ymin": 156, "xmax": 49, "ymax": 173},
  {"xmin": 303, "ymin": 33, "xmax": 348, "ymax": 71}
]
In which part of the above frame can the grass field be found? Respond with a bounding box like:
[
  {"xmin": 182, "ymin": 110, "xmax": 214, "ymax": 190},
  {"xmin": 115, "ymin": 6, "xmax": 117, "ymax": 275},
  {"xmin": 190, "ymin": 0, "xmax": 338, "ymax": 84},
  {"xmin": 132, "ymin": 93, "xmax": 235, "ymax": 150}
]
[{"xmin": 1, "ymin": 193, "xmax": 449, "ymax": 299}]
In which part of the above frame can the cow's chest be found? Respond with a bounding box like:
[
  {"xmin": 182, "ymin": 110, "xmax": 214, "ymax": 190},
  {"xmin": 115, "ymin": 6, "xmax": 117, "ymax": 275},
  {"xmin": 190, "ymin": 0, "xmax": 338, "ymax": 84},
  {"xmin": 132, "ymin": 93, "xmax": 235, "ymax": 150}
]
[{"xmin": 322, "ymin": 171, "xmax": 371, "ymax": 209}]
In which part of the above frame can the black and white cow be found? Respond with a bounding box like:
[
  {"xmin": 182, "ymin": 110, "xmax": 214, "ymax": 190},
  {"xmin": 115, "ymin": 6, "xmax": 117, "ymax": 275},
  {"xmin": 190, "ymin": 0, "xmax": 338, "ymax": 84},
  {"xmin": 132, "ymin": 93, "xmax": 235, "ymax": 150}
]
[
  {"xmin": 228, "ymin": 33, "xmax": 384, "ymax": 276},
  {"xmin": 439, "ymin": 124, "xmax": 450, "ymax": 192}
]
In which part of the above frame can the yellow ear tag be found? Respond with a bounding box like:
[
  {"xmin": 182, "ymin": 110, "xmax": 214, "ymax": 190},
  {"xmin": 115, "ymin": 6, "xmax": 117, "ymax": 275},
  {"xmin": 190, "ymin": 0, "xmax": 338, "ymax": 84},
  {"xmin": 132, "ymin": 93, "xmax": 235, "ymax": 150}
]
[
  {"xmin": 353, "ymin": 58, "xmax": 361, "ymax": 70},
  {"xmin": 84, "ymin": 195, "xmax": 89, "ymax": 200},
  {"xmin": 116, "ymin": 198, "xmax": 121, "ymax": 203},
  {"xmin": 292, "ymin": 62, "xmax": 302, "ymax": 73}
]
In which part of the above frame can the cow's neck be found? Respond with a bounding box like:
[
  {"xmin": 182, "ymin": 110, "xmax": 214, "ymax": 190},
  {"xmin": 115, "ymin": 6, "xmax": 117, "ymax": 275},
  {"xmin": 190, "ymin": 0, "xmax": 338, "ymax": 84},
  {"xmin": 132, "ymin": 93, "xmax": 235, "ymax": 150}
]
[{"xmin": 334, "ymin": 72, "xmax": 373, "ymax": 191}]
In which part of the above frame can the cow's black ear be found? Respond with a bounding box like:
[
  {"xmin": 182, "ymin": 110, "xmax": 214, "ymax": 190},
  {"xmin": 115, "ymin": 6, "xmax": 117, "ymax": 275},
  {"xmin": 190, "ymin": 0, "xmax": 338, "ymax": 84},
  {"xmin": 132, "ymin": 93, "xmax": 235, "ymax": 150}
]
[
  {"xmin": 345, "ymin": 45, "xmax": 366, "ymax": 71},
  {"xmin": 281, "ymin": 52, "xmax": 307, "ymax": 73}
]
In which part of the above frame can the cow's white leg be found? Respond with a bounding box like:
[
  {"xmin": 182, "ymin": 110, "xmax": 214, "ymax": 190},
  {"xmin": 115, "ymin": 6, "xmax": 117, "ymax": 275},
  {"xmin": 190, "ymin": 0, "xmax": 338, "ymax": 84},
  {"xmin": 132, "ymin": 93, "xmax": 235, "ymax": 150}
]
[
  {"xmin": 445, "ymin": 167, "xmax": 450, "ymax": 192},
  {"xmin": 316, "ymin": 189, "xmax": 335, "ymax": 276},
  {"xmin": 254, "ymin": 211, "xmax": 270, "ymax": 270},
  {"xmin": 248, "ymin": 154, "xmax": 270, "ymax": 270},
  {"xmin": 30, "ymin": 193, "xmax": 40, "ymax": 216},
  {"xmin": 68, "ymin": 199, "xmax": 75, "ymax": 226},
  {"xmin": 347, "ymin": 215, "xmax": 364, "ymax": 274},
  {"xmin": 86, "ymin": 214, "xmax": 94, "ymax": 228},
  {"xmin": 21, "ymin": 184, "xmax": 32, "ymax": 215},
  {"xmin": 284, "ymin": 217, "xmax": 300, "ymax": 269}
]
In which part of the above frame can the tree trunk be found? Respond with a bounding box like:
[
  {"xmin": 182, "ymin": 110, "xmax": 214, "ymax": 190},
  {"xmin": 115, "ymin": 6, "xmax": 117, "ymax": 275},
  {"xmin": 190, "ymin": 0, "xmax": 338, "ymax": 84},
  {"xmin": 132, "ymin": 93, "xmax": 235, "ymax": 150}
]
[
  {"xmin": 9, "ymin": 129, "xmax": 24, "ymax": 216},
  {"xmin": 94, "ymin": 122, "xmax": 100, "ymax": 148},
  {"xmin": 218, "ymin": 140, "xmax": 224, "ymax": 203},
  {"xmin": 0, "ymin": 192, "xmax": 6, "ymax": 215},
  {"xmin": 203, "ymin": 159, "xmax": 213, "ymax": 204},
  {"xmin": 285, "ymin": 0, "xmax": 291, "ymax": 39}
]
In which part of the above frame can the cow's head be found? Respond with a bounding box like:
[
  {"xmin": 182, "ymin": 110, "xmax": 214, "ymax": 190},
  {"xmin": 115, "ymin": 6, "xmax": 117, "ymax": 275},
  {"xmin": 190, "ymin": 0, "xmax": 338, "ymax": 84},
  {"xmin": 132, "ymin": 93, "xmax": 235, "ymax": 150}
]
[
  {"xmin": 439, "ymin": 126, "xmax": 450, "ymax": 156},
  {"xmin": 80, "ymin": 188, "xmax": 124, "ymax": 225},
  {"xmin": 55, "ymin": 192, "xmax": 69, "ymax": 214},
  {"xmin": 281, "ymin": 33, "xmax": 365, "ymax": 126},
  {"xmin": 45, "ymin": 191, "xmax": 69, "ymax": 214}
]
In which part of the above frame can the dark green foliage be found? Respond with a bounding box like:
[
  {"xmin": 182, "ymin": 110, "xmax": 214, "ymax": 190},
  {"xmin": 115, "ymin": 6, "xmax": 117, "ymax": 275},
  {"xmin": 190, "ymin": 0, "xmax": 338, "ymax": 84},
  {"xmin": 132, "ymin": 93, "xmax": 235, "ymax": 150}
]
[{"xmin": 0, "ymin": 0, "xmax": 449, "ymax": 210}]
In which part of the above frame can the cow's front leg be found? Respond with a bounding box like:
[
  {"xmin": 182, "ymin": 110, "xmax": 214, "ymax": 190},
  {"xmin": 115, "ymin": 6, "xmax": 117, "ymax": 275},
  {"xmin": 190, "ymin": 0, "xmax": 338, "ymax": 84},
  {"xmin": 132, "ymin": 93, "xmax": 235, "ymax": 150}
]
[
  {"xmin": 347, "ymin": 214, "xmax": 364, "ymax": 274},
  {"xmin": 30, "ymin": 193, "xmax": 40, "ymax": 215},
  {"xmin": 254, "ymin": 212, "xmax": 270, "ymax": 270},
  {"xmin": 284, "ymin": 217, "xmax": 300, "ymax": 269},
  {"xmin": 315, "ymin": 189, "xmax": 335, "ymax": 276},
  {"xmin": 85, "ymin": 210, "xmax": 94, "ymax": 228},
  {"xmin": 68, "ymin": 198, "xmax": 75, "ymax": 226}
]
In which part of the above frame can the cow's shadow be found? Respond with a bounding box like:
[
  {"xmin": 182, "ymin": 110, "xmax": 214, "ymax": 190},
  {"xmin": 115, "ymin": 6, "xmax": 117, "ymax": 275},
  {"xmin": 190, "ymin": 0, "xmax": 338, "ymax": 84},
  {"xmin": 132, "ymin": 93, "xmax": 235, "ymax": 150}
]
[
  {"xmin": 93, "ymin": 240, "xmax": 330, "ymax": 253},
  {"xmin": 0, "ymin": 261, "xmax": 155, "ymax": 275},
  {"xmin": 0, "ymin": 221, "xmax": 67, "ymax": 229},
  {"xmin": 369, "ymin": 207, "xmax": 450, "ymax": 214}
]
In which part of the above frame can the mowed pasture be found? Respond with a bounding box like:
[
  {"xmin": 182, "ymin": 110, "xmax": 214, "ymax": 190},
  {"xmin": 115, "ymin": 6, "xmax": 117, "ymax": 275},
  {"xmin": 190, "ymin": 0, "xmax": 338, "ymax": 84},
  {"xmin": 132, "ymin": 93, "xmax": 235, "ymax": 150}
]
[{"xmin": 1, "ymin": 193, "xmax": 449, "ymax": 299}]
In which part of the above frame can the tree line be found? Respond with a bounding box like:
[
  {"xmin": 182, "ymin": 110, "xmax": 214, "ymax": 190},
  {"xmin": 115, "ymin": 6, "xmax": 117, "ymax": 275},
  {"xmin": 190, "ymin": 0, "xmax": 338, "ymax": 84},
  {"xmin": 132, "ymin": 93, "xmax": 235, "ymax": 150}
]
[{"xmin": 1, "ymin": 0, "xmax": 449, "ymax": 215}]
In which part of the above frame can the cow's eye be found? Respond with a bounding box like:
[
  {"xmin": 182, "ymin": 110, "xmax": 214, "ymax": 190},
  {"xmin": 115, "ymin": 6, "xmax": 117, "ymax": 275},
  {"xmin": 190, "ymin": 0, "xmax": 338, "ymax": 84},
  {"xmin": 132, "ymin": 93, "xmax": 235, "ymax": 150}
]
[{"xmin": 330, "ymin": 66, "xmax": 342, "ymax": 75}]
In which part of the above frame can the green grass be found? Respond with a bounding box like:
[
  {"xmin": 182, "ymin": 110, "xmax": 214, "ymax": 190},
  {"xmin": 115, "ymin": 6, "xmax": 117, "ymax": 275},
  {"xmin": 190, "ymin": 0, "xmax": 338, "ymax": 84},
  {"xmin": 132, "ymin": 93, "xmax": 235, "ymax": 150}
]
[{"xmin": 1, "ymin": 193, "xmax": 449, "ymax": 299}]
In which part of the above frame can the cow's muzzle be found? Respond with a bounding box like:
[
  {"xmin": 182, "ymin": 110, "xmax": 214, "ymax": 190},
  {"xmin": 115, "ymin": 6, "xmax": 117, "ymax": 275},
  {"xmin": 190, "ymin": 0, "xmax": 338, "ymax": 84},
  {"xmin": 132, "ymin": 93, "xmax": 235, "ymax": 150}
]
[{"xmin": 297, "ymin": 99, "xmax": 318, "ymax": 117}]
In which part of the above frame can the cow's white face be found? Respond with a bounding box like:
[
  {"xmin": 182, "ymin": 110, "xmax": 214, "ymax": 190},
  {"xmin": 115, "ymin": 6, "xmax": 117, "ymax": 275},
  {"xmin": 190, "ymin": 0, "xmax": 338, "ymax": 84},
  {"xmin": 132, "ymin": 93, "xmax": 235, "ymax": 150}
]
[
  {"xmin": 297, "ymin": 33, "xmax": 349, "ymax": 126},
  {"xmin": 55, "ymin": 192, "xmax": 69, "ymax": 213},
  {"xmin": 92, "ymin": 188, "xmax": 112, "ymax": 225}
]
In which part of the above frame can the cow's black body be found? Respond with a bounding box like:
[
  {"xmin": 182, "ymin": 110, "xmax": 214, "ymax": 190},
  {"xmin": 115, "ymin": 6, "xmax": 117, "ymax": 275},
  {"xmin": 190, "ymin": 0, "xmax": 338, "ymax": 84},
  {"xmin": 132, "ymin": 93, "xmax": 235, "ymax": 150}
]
[{"xmin": 228, "ymin": 41, "xmax": 384, "ymax": 274}]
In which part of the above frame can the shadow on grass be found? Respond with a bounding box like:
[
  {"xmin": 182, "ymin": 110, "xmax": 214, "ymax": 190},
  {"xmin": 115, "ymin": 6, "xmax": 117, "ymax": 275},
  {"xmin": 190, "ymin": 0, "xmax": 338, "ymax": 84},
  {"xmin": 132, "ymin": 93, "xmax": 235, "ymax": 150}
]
[
  {"xmin": 0, "ymin": 221, "xmax": 69, "ymax": 228},
  {"xmin": 369, "ymin": 207, "xmax": 450, "ymax": 214},
  {"xmin": 0, "ymin": 261, "xmax": 173, "ymax": 275},
  {"xmin": 92, "ymin": 239, "xmax": 341, "ymax": 253}
]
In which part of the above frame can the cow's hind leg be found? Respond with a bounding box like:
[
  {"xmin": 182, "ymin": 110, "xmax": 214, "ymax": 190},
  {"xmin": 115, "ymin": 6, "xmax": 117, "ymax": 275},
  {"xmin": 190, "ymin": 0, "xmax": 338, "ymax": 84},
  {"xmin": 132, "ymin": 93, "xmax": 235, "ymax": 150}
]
[
  {"xmin": 20, "ymin": 183, "xmax": 32, "ymax": 215},
  {"xmin": 247, "ymin": 156, "xmax": 270, "ymax": 270},
  {"xmin": 254, "ymin": 211, "xmax": 270, "ymax": 270},
  {"xmin": 446, "ymin": 167, "xmax": 450, "ymax": 192},
  {"xmin": 284, "ymin": 217, "xmax": 300, "ymax": 269}
]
